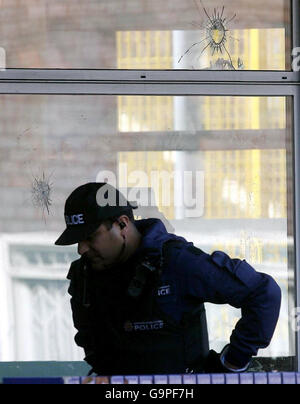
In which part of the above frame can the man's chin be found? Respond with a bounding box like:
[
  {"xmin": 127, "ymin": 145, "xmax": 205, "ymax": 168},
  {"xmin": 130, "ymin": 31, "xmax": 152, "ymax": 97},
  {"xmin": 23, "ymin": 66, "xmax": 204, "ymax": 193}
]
[
  {"xmin": 88, "ymin": 257, "xmax": 104, "ymax": 270},
  {"xmin": 91, "ymin": 263, "xmax": 105, "ymax": 271},
  {"xmin": 90, "ymin": 259, "xmax": 113, "ymax": 272}
]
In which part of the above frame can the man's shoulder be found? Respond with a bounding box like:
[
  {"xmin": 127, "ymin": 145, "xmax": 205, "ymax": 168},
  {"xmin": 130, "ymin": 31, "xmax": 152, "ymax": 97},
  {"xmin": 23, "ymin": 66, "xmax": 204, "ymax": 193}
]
[
  {"xmin": 162, "ymin": 238, "xmax": 187, "ymax": 258},
  {"xmin": 165, "ymin": 242, "xmax": 230, "ymax": 277},
  {"xmin": 161, "ymin": 239, "xmax": 208, "ymax": 272},
  {"xmin": 164, "ymin": 239, "xmax": 207, "ymax": 259}
]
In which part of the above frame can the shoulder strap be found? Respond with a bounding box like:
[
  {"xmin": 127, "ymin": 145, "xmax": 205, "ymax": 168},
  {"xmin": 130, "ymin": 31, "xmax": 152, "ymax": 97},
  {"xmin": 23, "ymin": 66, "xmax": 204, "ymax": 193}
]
[
  {"xmin": 127, "ymin": 239, "xmax": 185, "ymax": 299},
  {"xmin": 161, "ymin": 239, "xmax": 186, "ymax": 268}
]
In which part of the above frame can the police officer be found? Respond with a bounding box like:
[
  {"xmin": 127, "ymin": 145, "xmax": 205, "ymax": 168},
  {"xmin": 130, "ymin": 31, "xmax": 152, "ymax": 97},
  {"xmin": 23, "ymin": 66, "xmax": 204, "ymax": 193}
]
[{"xmin": 55, "ymin": 182, "xmax": 281, "ymax": 375}]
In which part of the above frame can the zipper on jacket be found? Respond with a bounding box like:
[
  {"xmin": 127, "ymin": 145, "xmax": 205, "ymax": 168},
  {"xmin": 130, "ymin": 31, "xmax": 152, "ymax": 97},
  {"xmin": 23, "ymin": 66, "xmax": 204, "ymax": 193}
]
[{"xmin": 82, "ymin": 262, "xmax": 91, "ymax": 308}]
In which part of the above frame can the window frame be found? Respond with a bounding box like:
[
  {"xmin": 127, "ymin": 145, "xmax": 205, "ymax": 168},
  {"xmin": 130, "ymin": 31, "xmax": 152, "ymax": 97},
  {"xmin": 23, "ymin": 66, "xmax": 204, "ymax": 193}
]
[{"xmin": 0, "ymin": 0, "xmax": 299, "ymax": 376}]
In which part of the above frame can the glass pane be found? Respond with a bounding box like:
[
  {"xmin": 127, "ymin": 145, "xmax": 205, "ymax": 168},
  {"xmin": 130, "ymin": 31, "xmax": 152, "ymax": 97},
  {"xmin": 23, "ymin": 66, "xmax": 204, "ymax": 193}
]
[
  {"xmin": 0, "ymin": 0, "xmax": 292, "ymax": 70},
  {"xmin": 0, "ymin": 94, "xmax": 295, "ymax": 371}
]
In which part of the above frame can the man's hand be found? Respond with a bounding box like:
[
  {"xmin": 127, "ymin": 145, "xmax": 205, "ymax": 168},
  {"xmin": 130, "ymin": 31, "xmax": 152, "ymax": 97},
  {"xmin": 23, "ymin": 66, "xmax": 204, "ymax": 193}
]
[
  {"xmin": 204, "ymin": 349, "xmax": 232, "ymax": 373},
  {"xmin": 223, "ymin": 359, "xmax": 241, "ymax": 370},
  {"xmin": 204, "ymin": 346, "xmax": 251, "ymax": 373}
]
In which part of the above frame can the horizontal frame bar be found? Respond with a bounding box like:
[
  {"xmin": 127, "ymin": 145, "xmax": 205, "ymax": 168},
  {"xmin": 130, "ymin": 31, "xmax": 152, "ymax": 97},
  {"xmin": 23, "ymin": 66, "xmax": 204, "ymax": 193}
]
[
  {"xmin": 0, "ymin": 69, "xmax": 298, "ymax": 84},
  {"xmin": 0, "ymin": 81, "xmax": 298, "ymax": 96}
]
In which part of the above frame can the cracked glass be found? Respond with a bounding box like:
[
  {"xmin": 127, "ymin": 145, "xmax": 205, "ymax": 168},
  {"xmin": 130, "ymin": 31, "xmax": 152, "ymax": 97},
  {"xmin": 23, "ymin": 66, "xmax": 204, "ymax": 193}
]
[{"xmin": 0, "ymin": 0, "xmax": 292, "ymax": 70}]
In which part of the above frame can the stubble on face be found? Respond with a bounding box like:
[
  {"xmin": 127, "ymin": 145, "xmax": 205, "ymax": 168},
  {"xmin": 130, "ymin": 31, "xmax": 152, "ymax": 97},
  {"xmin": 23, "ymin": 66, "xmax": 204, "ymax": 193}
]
[{"xmin": 85, "ymin": 224, "xmax": 126, "ymax": 272}]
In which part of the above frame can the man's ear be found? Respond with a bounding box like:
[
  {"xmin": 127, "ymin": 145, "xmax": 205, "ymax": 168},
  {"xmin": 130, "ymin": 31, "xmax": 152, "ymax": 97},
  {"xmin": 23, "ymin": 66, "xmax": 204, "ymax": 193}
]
[
  {"xmin": 118, "ymin": 222, "xmax": 126, "ymax": 230},
  {"xmin": 117, "ymin": 215, "xmax": 130, "ymax": 230}
]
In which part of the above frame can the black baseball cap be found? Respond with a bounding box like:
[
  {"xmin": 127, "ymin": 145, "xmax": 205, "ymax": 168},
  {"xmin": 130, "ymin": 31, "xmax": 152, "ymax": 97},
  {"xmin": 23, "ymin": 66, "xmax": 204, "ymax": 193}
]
[{"xmin": 55, "ymin": 182, "xmax": 138, "ymax": 246}]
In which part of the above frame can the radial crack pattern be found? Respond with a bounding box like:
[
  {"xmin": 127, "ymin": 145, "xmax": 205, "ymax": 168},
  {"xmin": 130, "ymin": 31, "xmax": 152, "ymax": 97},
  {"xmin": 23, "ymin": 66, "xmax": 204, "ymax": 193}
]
[
  {"xmin": 178, "ymin": 0, "xmax": 241, "ymax": 70},
  {"xmin": 31, "ymin": 171, "xmax": 52, "ymax": 218}
]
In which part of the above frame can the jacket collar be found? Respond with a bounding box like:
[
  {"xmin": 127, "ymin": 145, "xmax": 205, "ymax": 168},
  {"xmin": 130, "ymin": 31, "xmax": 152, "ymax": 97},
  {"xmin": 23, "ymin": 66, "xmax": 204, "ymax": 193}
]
[{"xmin": 133, "ymin": 218, "xmax": 186, "ymax": 259}]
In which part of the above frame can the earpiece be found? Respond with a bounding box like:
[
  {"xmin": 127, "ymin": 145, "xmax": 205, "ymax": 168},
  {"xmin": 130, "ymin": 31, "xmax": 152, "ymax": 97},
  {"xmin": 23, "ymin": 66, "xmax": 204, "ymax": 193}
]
[{"xmin": 119, "ymin": 222, "xmax": 126, "ymax": 230}]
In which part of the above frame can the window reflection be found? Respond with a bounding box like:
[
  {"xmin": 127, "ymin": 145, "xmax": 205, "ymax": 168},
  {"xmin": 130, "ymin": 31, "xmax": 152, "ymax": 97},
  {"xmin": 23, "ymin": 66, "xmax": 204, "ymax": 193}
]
[
  {"xmin": 0, "ymin": 95, "xmax": 295, "ymax": 371},
  {"xmin": 0, "ymin": 0, "xmax": 291, "ymax": 70}
]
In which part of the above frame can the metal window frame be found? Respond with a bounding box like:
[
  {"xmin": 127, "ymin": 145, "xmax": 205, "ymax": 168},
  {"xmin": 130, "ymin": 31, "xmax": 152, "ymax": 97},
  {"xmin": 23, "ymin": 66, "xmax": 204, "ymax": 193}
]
[{"xmin": 0, "ymin": 0, "xmax": 299, "ymax": 374}]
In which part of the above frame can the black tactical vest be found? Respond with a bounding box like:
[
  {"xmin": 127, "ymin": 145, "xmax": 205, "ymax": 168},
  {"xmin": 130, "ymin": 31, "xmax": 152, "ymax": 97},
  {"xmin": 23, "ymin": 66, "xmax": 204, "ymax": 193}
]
[{"xmin": 71, "ymin": 241, "xmax": 210, "ymax": 375}]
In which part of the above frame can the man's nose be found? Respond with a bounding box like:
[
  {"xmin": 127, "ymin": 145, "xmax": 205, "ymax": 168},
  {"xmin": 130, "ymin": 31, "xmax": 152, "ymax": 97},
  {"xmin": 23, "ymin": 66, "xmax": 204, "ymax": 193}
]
[{"xmin": 78, "ymin": 240, "xmax": 90, "ymax": 256}]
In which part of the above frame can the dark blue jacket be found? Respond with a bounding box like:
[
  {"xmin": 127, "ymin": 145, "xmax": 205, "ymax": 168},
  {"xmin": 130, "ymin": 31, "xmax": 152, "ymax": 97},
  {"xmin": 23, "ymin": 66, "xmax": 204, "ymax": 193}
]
[
  {"xmin": 68, "ymin": 218, "xmax": 281, "ymax": 372},
  {"xmin": 130, "ymin": 218, "xmax": 281, "ymax": 366}
]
